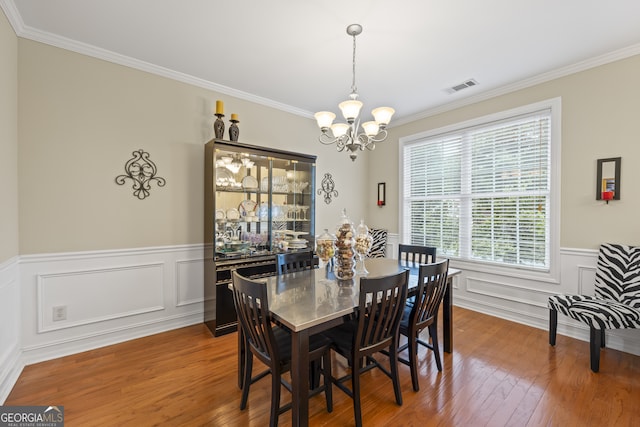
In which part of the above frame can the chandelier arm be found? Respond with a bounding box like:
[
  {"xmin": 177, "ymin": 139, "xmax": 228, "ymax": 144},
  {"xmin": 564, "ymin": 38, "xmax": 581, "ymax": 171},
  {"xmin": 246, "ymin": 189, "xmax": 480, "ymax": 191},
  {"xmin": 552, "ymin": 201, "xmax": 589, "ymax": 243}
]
[
  {"xmin": 368, "ymin": 129, "xmax": 389, "ymax": 143},
  {"xmin": 318, "ymin": 132, "xmax": 339, "ymax": 145},
  {"xmin": 336, "ymin": 136, "xmax": 350, "ymax": 152}
]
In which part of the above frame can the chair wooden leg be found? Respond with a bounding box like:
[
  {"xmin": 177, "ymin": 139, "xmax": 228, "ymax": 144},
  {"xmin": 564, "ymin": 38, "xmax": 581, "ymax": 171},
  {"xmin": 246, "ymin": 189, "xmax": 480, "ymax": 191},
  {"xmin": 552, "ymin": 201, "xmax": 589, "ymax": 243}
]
[
  {"xmin": 408, "ymin": 332, "xmax": 420, "ymax": 392},
  {"xmin": 322, "ymin": 352, "xmax": 333, "ymax": 413},
  {"xmin": 389, "ymin": 339, "xmax": 403, "ymax": 406},
  {"xmin": 238, "ymin": 330, "xmax": 245, "ymax": 389},
  {"xmin": 429, "ymin": 324, "xmax": 443, "ymax": 372},
  {"xmin": 549, "ymin": 308, "xmax": 558, "ymax": 346},
  {"xmin": 270, "ymin": 367, "xmax": 281, "ymax": 427},
  {"xmin": 310, "ymin": 360, "xmax": 320, "ymax": 389},
  {"xmin": 601, "ymin": 329, "xmax": 606, "ymax": 348},
  {"xmin": 590, "ymin": 327, "xmax": 601, "ymax": 373},
  {"xmin": 352, "ymin": 357, "xmax": 363, "ymax": 427},
  {"xmin": 240, "ymin": 352, "xmax": 253, "ymax": 410}
]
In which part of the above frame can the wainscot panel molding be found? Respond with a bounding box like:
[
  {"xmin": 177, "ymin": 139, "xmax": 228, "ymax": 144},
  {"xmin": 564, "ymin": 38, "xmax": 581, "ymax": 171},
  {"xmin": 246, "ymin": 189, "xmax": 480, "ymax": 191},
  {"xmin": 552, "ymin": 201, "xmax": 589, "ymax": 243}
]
[
  {"xmin": 37, "ymin": 263, "xmax": 166, "ymax": 333},
  {"xmin": 0, "ymin": 257, "xmax": 22, "ymax": 404},
  {"xmin": 175, "ymin": 258, "xmax": 205, "ymax": 307},
  {"xmin": 19, "ymin": 245, "xmax": 204, "ymax": 367}
]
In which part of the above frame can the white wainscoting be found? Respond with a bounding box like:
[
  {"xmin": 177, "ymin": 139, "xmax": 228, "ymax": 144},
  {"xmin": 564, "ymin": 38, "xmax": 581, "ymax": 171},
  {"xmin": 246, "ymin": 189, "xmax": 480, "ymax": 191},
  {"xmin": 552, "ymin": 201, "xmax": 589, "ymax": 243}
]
[
  {"xmin": 0, "ymin": 257, "xmax": 21, "ymax": 403},
  {"xmin": 19, "ymin": 244, "xmax": 204, "ymax": 367}
]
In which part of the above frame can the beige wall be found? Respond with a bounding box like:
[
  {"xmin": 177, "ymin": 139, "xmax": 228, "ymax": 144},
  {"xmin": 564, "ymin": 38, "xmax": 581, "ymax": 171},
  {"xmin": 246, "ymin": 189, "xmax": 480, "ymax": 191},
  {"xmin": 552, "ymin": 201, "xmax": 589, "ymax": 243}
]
[
  {"xmin": 20, "ymin": 33, "xmax": 639, "ymax": 255},
  {"xmin": 17, "ymin": 39, "xmax": 367, "ymax": 254},
  {"xmin": 367, "ymin": 55, "xmax": 640, "ymax": 249},
  {"xmin": 0, "ymin": 9, "xmax": 18, "ymax": 263}
]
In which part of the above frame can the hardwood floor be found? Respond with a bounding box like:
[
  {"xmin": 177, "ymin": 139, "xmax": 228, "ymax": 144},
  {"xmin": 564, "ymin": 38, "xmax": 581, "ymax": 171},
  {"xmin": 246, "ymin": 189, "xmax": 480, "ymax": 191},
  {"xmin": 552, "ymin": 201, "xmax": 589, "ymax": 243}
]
[{"xmin": 5, "ymin": 307, "xmax": 639, "ymax": 426}]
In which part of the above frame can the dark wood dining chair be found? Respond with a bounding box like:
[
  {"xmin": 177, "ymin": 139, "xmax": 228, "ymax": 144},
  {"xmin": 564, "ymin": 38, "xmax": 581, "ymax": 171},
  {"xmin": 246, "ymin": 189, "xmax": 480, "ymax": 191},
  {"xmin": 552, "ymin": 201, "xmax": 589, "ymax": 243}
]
[
  {"xmin": 275, "ymin": 250, "xmax": 316, "ymax": 275},
  {"xmin": 231, "ymin": 271, "xmax": 333, "ymax": 427},
  {"xmin": 324, "ymin": 269, "xmax": 409, "ymax": 427},
  {"xmin": 398, "ymin": 243, "xmax": 437, "ymax": 267},
  {"xmin": 398, "ymin": 259, "xmax": 449, "ymax": 391}
]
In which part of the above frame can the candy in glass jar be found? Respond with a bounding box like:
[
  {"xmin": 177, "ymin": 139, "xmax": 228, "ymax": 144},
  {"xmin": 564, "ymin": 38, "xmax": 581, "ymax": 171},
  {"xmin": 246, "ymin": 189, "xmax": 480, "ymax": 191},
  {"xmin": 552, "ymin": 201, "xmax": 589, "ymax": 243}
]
[
  {"xmin": 335, "ymin": 209, "xmax": 356, "ymax": 280},
  {"xmin": 355, "ymin": 219, "xmax": 373, "ymax": 275},
  {"xmin": 315, "ymin": 229, "xmax": 336, "ymax": 270}
]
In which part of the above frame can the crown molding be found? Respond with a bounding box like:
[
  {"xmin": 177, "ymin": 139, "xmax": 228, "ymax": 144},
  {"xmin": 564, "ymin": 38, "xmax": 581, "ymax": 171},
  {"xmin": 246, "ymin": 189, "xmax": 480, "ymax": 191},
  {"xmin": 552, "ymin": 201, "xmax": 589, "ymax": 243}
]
[
  {"xmin": 2, "ymin": 0, "xmax": 312, "ymax": 119},
  {"xmin": 391, "ymin": 43, "xmax": 640, "ymax": 128},
  {"xmin": 4, "ymin": 0, "xmax": 639, "ymax": 124},
  {"xmin": 0, "ymin": 0, "xmax": 24, "ymax": 34}
]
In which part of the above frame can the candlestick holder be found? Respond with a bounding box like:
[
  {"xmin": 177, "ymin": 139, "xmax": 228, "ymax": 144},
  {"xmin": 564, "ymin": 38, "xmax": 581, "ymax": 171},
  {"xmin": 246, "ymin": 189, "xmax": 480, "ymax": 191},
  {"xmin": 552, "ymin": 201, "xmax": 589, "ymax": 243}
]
[
  {"xmin": 214, "ymin": 113, "xmax": 225, "ymax": 139},
  {"xmin": 229, "ymin": 118, "xmax": 240, "ymax": 141}
]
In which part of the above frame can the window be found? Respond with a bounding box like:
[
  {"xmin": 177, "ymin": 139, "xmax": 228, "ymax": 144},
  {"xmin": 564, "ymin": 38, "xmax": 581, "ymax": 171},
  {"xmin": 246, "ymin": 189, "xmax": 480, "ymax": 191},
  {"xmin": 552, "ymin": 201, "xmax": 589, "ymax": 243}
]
[{"xmin": 400, "ymin": 99, "xmax": 560, "ymax": 272}]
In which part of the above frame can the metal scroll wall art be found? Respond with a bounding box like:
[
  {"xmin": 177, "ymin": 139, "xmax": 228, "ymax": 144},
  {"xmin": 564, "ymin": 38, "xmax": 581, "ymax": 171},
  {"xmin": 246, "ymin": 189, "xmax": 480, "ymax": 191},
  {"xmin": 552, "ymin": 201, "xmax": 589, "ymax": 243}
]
[
  {"xmin": 115, "ymin": 149, "xmax": 166, "ymax": 199},
  {"xmin": 318, "ymin": 172, "xmax": 339, "ymax": 204}
]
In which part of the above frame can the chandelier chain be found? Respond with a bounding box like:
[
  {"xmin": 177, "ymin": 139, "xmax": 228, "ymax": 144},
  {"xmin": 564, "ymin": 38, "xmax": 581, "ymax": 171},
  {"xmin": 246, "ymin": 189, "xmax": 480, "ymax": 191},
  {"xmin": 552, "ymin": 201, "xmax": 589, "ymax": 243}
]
[{"xmin": 351, "ymin": 31, "xmax": 357, "ymax": 97}]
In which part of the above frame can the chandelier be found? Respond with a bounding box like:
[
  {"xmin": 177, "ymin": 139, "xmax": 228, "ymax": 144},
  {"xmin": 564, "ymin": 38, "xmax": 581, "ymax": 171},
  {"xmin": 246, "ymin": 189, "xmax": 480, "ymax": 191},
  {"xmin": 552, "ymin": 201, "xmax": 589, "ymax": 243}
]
[{"xmin": 315, "ymin": 24, "xmax": 395, "ymax": 161}]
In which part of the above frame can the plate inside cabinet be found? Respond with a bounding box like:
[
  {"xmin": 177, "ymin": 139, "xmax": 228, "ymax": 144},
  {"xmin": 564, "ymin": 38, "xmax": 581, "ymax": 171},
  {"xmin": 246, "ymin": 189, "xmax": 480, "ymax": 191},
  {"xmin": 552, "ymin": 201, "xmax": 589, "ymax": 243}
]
[
  {"xmin": 238, "ymin": 199, "xmax": 257, "ymax": 217},
  {"xmin": 226, "ymin": 208, "xmax": 240, "ymax": 220},
  {"xmin": 215, "ymin": 167, "xmax": 233, "ymax": 185},
  {"xmin": 241, "ymin": 175, "xmax": 259, "ymax": 189},
  {"xmin": 215, "ymin": 209, "xmax": 225, "ymax": 220}
]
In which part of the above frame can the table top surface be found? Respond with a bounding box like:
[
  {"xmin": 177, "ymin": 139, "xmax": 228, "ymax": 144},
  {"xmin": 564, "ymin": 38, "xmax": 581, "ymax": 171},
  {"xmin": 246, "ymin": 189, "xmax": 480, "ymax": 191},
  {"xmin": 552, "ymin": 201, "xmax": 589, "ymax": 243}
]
[{"xmin": 263, "ymin": 258, "xmax": 459, "ymax": 332}]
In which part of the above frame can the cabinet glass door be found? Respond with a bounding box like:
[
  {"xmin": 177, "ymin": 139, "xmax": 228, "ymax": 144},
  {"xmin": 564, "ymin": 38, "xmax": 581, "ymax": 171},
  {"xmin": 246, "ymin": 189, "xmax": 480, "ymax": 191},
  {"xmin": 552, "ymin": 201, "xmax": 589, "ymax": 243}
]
[
  {"xmin": 214, "ymin": 148, "xmax": 268, "ymax": 259},
  {"xmin": 269, "ymin": 158, "xmax": 314, "ymax": 252}
]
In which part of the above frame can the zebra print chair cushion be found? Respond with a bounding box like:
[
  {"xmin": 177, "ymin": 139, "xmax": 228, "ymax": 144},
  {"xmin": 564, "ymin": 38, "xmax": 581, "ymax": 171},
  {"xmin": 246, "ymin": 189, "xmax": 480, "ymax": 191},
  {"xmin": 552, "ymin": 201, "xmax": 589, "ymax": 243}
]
[
  {"xmin": 548, "ymin": 294, "xmax": 599, "ymax": 320},
  {"xmin": 367, "ymin": 228, "xmax": 387, "ymax": 258},
  {"xmin": 569, "ymin": 299, "xmax": 640, "ymax": 329},
  {"xmin": 548, "ymin": 243, "xmax": 640, "ymax": 371}
]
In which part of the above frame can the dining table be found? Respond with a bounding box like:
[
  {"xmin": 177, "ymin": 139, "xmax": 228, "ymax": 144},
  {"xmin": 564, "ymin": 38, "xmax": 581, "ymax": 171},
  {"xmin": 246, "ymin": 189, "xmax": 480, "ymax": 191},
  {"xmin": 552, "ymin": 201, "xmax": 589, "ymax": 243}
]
[{"xmin": 252, "ymin": 257, "xmax": 460, "ymax": 427}]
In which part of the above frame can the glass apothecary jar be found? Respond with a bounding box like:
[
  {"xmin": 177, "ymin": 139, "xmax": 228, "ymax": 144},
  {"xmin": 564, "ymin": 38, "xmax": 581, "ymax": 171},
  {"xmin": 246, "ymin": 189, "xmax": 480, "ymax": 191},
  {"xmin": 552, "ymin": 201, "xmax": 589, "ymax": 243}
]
[
  {"xmin": 315, "ymin": 229, "xmax": 336, "ymax": 270},
  {"xmin": 355, "ymin": 219, "xmax": 373, "ymax": 275},
  {"xmin": 335, "ymin": 209, "xmax": 356, "ymax": 280}
]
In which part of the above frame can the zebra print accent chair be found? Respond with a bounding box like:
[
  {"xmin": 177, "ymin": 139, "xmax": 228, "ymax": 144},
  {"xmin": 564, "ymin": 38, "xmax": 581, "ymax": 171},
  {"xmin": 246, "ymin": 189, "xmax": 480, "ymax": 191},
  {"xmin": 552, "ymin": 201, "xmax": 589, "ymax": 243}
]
[
  {"xmin": 548, "ymin": 243, "xmax": 640, "ymax": 372},
  {"xmin": 367, "ymin": 228, "xmax": 388, "ymax": 258}
]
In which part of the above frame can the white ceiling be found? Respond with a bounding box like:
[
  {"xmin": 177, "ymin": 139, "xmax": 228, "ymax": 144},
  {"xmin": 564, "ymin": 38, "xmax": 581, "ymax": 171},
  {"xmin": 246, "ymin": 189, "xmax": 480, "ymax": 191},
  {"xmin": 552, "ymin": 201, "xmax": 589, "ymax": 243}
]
[{"xmin": 4, "ymin": 0, "xmax": 640, "ymax": 124}]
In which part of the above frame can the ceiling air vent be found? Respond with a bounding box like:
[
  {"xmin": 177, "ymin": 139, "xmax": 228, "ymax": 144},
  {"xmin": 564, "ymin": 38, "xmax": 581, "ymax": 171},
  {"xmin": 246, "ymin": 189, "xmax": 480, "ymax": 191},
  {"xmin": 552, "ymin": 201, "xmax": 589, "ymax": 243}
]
[{"xmin": 446, "ymin": 79, "xmax": 478, "ymax": 94}]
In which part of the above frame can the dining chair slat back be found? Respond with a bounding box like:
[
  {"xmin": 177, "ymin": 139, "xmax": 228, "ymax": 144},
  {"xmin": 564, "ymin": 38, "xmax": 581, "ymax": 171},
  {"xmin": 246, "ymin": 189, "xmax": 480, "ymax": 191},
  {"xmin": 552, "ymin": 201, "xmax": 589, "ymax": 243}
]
[
  {"xmin": 276, "ymin": 251, "xmax": 316, "ymax": 275},
  {"xmin": 398, "ymin": 244, "xmax": 437, "ymax": 267}
]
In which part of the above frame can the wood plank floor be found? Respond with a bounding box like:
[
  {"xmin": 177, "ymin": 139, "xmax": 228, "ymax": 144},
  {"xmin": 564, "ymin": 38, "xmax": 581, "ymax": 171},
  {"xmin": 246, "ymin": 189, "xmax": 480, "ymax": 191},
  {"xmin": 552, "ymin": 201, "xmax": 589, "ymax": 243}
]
[{"xmin": 5, "ymin": 307, "xmax": 640, "ymax": 426}]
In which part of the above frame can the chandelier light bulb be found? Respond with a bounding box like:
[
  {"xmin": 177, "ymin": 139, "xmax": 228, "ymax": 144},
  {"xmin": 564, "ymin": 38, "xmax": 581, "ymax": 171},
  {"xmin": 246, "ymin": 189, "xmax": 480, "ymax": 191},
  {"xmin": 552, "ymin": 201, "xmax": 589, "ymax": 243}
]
[
  {"xmin": 372, "ymin": 107, "xmax": 395, "ymax": 127},
  {"xmin": 314, "ymin": 111, "xmax": 336, "ymax": 130},
  {"xmin": 331, "ymin": 123, "xmax": 350, "ymax": 138},
  {"xmin": 339, "ymin": 99, "xmax": 363, "ymax": 123},
  {"xmin": 361, "ymin": 121, "xmax": 380, "ymax": 136}
]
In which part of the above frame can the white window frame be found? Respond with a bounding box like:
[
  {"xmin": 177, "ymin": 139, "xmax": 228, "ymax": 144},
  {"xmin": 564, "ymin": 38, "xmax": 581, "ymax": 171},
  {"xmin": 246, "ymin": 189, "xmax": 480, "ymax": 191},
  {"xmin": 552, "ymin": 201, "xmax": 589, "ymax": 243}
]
[{"xmin": 399, "ymin": 98, "xmax": 561, "ymax": 282}]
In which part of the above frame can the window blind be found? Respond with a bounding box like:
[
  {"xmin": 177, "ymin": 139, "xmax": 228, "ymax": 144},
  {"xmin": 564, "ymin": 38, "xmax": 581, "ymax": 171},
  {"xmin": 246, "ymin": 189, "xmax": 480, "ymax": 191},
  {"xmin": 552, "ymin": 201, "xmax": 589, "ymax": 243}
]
[{"xmin": 402, "ymin": 109, "xmax": 551, "ymax": 270}]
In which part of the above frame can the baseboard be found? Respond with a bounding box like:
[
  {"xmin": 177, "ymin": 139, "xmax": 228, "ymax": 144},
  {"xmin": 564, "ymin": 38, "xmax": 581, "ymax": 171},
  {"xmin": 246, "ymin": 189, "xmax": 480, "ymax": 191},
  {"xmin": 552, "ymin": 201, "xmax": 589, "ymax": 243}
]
[
  {"xmin": 20, "ymin": 310, "xmax": 203, "ymax": 366},
  {"xmin": 0, "ymin": 347, "xmax": 23, "ymax": 404}
]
